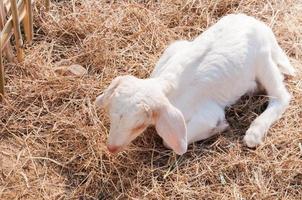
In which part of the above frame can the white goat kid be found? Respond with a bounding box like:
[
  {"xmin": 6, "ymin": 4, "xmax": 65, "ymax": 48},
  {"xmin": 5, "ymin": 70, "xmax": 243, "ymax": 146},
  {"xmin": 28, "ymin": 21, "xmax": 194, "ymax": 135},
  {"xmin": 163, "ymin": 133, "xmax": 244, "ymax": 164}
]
[{"xmin": 95, "ymin": 14, "xmax": 295, "ymax": 155}]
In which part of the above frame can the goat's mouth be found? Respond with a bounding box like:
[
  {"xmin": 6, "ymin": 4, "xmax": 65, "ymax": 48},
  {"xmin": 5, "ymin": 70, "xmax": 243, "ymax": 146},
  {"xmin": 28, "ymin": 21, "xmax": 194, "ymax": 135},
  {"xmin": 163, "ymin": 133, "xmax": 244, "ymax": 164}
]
[{"xmin": 107, "ymin": 145, "xmax": 123, "ymax": 154}]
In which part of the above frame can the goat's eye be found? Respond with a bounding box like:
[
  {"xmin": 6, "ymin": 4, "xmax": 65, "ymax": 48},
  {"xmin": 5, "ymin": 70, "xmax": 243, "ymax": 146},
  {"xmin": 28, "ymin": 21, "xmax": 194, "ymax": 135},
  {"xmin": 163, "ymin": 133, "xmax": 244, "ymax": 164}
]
[{"xmin": 131, "ymin": 124, "xmax": 147, "ymax": 134}]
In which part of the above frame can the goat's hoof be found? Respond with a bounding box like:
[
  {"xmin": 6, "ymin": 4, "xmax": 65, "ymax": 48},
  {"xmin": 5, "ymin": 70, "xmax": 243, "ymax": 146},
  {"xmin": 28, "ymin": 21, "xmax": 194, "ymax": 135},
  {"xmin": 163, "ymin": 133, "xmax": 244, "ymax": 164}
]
[{"xmin": 243, "ymin": 129, "xmax": 263, "ymax": 148}]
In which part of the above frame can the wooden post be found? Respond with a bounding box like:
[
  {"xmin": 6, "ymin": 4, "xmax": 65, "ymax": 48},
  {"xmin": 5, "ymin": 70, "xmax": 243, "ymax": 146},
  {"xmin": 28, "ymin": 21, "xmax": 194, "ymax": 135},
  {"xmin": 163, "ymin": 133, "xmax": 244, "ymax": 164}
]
[
  {"xmin": 23, "ymin": 0, "xmax": 33, "ymax": 43},
  {"xmin": 10, "ymin": 0, "xmax": 24, "ymax": 62}
]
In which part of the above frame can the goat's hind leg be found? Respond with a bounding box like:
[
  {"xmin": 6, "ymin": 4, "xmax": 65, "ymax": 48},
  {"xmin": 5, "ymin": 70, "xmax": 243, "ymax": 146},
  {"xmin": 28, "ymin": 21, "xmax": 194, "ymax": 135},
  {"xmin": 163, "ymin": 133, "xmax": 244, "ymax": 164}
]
[{"xmin": 244, "ymin": 53, "xmax": 291, "ymax": 147}]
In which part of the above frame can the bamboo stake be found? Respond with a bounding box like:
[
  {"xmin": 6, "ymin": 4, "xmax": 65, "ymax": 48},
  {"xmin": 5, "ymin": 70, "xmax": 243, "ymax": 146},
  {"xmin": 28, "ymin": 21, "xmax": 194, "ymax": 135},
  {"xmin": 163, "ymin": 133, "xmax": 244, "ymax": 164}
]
[
  {"xmin": 0, "ymin": 41, "xmax": 4, "ymax": 100},
  {"xmin": 0, "ymin": 0, "xmax": 15, "ymax": 62},
  {"xmin": 46, "ymin": 0, "xmax": 50, "ymax": 11},
  {"xmin": 0, "ymin": 0, "xmax": 26, "ymax": 53},
  {"xmin": 23, "ymin": 0, "xmax": 33, "ymax": 43},
  {"xmin": 10, "ymin": 0, "xmax": 24, "ymax": 62},
  {"xmin": 3, "ymin": 0, "xmax": 10, "ymax": 11}
]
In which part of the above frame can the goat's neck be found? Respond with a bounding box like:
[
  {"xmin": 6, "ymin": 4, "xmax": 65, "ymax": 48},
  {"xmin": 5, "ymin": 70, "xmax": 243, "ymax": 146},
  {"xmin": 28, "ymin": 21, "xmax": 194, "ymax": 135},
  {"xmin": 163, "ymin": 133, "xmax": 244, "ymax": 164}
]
[{"xmin": 145, "ymin": 76, "xmax": 176, "ymax": 97}]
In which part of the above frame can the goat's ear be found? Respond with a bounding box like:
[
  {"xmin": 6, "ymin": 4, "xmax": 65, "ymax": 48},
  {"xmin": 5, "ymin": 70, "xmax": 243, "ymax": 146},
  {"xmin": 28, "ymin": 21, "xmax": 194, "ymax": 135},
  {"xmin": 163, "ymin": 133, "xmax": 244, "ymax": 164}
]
[
  {"xmin": 95, "ymin": 93, "xmax": 105, "ymax": 108},
  {"xmin": 95, "ymin": 76, "xmax": 123, "ymax": 109},
  {"xmin": 154, "ymin": 102, "xmax": 187, "ymax": 155}
]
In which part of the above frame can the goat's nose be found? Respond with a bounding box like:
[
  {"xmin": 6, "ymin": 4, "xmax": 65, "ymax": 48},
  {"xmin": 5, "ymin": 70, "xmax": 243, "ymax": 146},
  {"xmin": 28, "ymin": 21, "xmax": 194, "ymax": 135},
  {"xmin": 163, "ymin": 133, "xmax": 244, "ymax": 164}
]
[{"xmin": 107, "ymin": 145, "xmax": 120, "ymax": 153}]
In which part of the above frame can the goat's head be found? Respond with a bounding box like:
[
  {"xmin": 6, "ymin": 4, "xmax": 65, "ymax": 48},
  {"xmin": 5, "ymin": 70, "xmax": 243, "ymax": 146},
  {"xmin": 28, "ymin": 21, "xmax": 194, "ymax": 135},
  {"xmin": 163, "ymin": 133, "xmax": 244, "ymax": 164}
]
[{"xmin": 95, "ymin": 75, "xmax": 187, "ymax": 155}]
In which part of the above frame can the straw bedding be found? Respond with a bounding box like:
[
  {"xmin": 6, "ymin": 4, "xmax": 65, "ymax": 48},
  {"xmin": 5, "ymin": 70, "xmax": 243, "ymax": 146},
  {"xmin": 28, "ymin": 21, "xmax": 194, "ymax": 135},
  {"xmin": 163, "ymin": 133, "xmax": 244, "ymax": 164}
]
[{"xmin": 0, "ymin": 0, "xmax": 301, "ymax": 199}]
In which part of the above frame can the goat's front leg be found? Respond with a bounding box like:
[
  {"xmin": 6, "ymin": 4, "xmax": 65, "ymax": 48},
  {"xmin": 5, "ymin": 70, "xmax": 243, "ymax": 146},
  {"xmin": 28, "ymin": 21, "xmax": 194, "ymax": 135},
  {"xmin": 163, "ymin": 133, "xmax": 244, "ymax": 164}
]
[
  {"xmin": 163, "ymin": 116, "xmax": 225, "ymax": 149},
  {"xmin": 187, "ymin": 102, "xmax": 228, "ymax": 144},
  {"xmin": 163, "ymin": 101, "xmax": 228, "ymax": 150},
  {"xmin": 186, "ymin": 112, "xmax": 228, "ymax": 144}
]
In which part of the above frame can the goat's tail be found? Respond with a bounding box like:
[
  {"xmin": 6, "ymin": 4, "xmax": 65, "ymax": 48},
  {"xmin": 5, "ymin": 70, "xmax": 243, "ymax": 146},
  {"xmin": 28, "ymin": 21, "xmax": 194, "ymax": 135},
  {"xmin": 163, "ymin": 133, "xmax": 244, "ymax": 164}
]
[{"xmin": 271, "ymin": 36, "xmax": 296, "ymax": 76}]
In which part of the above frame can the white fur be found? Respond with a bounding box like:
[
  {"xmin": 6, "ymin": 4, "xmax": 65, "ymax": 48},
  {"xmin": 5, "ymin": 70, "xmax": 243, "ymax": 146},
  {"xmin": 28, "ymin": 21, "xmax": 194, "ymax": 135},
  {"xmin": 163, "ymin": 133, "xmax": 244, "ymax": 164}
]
[{"xmin": 96, "ymin": 14, "xmax": 295, "ymax": 155}]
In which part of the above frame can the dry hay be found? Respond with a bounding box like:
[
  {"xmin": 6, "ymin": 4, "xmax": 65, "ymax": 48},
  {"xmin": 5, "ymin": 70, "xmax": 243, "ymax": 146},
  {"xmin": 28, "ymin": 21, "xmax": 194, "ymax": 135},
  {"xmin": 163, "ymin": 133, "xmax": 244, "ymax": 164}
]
[{"xmin": 0, "ymin": 0, "xmax": 301, "ymax": 199}]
